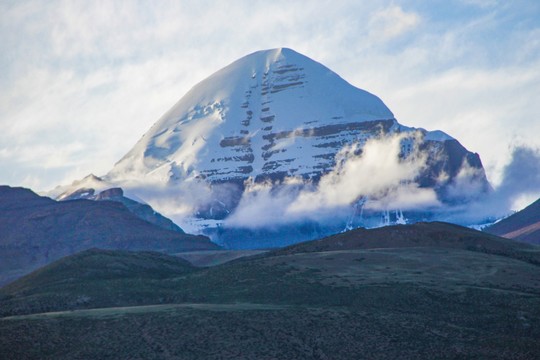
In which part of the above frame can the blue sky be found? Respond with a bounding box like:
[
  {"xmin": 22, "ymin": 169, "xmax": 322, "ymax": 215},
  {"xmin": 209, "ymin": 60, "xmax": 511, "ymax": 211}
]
[{"xmin": 1, "ymin": 0, "xmax": 539, "ymax": 208}]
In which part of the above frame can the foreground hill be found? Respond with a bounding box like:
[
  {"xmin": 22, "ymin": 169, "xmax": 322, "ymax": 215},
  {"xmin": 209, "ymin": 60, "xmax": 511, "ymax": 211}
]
[
  {"xmin": 276, "ymin": 221, "xmax": 540, "ymax": 262},
  {"xmin": 485, "ymin": 198, "xmax": 540, "ymax": 244},
  {"xmin": 1, "ymin": 223, "xmax": 539, "ymax": 358},
  {"xmin": 0, "ymin": 186, "xmax": 219, "ymax": 286},
  {"xmin": 0, "ymin": 249, "xmax": 197, "ymax": 314}
]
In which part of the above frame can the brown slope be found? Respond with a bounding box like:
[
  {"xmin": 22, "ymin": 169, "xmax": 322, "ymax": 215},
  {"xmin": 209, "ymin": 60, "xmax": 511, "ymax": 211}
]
[
  {"xmin": 0, "ymin": 186, "xmax": 219, "ymax": 286},
  {"xmin": 484, "ymin": 198, "xmax": 540, "ymax": 244}
]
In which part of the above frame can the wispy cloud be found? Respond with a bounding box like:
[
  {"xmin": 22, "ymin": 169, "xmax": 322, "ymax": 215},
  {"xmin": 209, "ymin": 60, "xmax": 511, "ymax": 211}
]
[
  {"xmin": 436, "ymin": 144, "xmax": 540, "ymax": 224},
  {"xmin": 494, "ymin": 145, "xmax": 540, "ymax": 210},
  {"xmin": 369, "ymin": 5, "xmax": 421, "ymax": 40}
]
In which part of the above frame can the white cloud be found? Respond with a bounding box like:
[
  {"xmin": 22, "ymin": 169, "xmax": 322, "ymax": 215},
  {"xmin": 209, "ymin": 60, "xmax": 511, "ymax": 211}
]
[
  {"xmin": 369, "ymin": 5, "xmax": 421, "ymax": 40},
  {"xmin": 363, "ymin": 184, "xmax": 439, "ymax": 211},
  {"xmin": 226, "ymin": 133, "xmax": 440, "ymax": 229},
  {"xmin": 288, "ymin": 133, "xmax": 433, "ymax": 213}
]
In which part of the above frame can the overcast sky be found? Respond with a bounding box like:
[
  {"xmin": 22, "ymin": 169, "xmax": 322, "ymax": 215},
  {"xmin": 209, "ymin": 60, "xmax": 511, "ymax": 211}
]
[{"xmin": 1, "ymin": 0, "xmax": 539, "ymax": 201}]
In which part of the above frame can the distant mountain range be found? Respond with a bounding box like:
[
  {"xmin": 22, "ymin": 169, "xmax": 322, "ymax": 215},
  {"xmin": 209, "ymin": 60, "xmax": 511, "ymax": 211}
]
[
  {"xmin": 54, "ymin": 48, "xmax": 491, "ymax": 248},
  {"xmin": 0, "ymin": 186, "xmax": 218, "ymax": 286}
]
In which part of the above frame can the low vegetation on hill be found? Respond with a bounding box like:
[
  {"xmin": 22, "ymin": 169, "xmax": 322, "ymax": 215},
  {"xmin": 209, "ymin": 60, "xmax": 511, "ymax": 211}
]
[{"xmin": 1, "ymin": 222, "xmax": 539, "ymax": 359}]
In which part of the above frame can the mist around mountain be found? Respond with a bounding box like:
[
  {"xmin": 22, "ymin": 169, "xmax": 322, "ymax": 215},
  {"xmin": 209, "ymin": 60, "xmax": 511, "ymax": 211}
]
[{"xmin": 1, "ymin": 222, "xmax": 539, "ymax": 358}]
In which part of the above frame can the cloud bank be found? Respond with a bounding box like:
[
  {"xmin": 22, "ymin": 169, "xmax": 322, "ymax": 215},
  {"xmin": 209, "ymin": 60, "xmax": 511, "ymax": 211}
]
[
  {"xmin": 429, "ymin": 145, "xmax": 540, "ymax": 225},
  {"xmin": 224, "ymin": 139, "xmax": 540, "ymax": 230},
  {"xmin": 225, "ymin": 133, "xmax": 440, "ymax": 228},
  {"xmin": 53, "ymin": 134, "xmax": 540, "ymax": 231}
]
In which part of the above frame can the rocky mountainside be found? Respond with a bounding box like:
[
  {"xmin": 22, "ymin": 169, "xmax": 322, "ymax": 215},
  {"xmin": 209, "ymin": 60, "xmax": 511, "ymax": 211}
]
[
  {"xmin": 58, "ymin": 183, "xmax": 184, "ymax": 233},
  {"xmin": 107, "ymin": 48, "xmax": 485, "ymax": 191},
  {"xmin": 55, "ymin": 48, "xmax": 491, "ymax": 247},
  {"xmin": 0, "ymin": 186, "xmax": 219, "ymax": 286},
  {"xmin": 485, "ymin": 197, "xmax": 540, "ymax": 244}
]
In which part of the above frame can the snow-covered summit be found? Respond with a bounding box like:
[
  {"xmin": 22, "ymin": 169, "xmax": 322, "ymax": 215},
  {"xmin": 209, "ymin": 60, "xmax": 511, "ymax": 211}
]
[{"xmin": 108, "ymin": 48, "xmax": 398, "ymax": 183}]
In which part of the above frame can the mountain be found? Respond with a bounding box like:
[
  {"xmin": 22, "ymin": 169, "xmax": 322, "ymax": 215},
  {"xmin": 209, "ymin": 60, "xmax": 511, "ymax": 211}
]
[
  {"xmin": 56, "ymin": 48, "xmax": 491, "ymax": 247},
  {"xmin": 107, "ymin": 48, "xmax": 485, "ymax": 190},
  {"xmin": 1, "ymin": 223, "xmax": 539, "ymax": 358},
  {"xmin": 108, "ymin": 47, "xmax": 395, "ymax": 183},
  {"xmin": 484, "ymin": 197, "xmax": 540, "ymax": 244},
  {"xmin": 0, "ymin": 186, "xmax": 219, "ymax": 286},
  {"xmin": 57, "ymin": 182, "xmax": 184, "ymax": 233}
]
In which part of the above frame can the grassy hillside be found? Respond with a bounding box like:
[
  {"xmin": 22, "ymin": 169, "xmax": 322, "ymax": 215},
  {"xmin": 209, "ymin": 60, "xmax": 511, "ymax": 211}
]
[
  {"xmin": 275, "ymin": 221, "xmax": 537, "ymax": 254},
  {"xmin": 1, "ymin": 223, "xmax": 540, "ymax": 359}
]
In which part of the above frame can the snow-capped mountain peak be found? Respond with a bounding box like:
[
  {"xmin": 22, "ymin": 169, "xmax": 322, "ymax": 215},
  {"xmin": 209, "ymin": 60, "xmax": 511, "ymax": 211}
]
[
  {"xmin": 55, "ymin": 48, "xmax": 490, "ymax": 248},
  {"xmin": 108, "ymin": 48, "xmax": 396, "ymax": 184}
]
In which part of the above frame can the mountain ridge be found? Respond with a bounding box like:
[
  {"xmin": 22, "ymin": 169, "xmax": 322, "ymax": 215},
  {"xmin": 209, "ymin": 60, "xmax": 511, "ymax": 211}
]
[{"xmin": 0, "ymin": 185, "xmax": 218, "ymax": 286}]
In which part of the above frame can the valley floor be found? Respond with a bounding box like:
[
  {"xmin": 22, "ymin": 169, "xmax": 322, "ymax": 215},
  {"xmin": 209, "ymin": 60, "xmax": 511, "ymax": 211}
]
[{"xmin": 1, "ymin": 295, "xmax": 539, "ymax": 360}]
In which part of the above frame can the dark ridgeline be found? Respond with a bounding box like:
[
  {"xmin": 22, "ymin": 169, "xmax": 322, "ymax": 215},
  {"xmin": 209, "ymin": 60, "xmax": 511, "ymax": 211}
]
[
  {"xmin": 484, "ymin": 197, "xmax": 540, "ymax": 244},
  {"xmin": 0, "ymin": 185, "xmax": 219, "ymax": 286}
]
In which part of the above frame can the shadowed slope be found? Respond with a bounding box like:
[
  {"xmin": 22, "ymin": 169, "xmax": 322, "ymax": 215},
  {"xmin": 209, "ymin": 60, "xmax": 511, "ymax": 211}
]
[
  {"xmin": 0, "ymin": 186, "xmax": 219, "ymax": 285},
  {"xmin": 485, "ymin": 198, "xmax": 540, "ymax": 244},
  {"xmin": 0, "ymin": 249, "xmax": 196, "ymax": 315},
  {"xmin": 273, "ymin": 221, "xmax": 540, "ymax": 263}
]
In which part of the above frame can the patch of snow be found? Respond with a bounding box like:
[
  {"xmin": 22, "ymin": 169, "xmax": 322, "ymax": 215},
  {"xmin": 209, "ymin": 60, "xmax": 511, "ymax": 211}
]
[{"xmin": 424, "ymin": 130, "xmax": 453, "ymax": 142}]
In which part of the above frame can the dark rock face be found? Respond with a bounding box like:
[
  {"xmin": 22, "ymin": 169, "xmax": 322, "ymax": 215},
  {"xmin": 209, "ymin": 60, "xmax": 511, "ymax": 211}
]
[
  {"xmin": 95, "ymin": 187, "xmax": 124, "ymax": 199},
  {"xmin": 485, "ymin": 198, "xmax": 540, "ymax": 244},
  {"xmin": 418, "ymin": 139, "xmax": 491, "ymax": 203},
  {"xmin": 0, "ymin": 186, "xmax": 219, "ymax": 286},
  {"xmin": 93, "ymin": 188, "xmax": 185, "ymax": 234}
]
